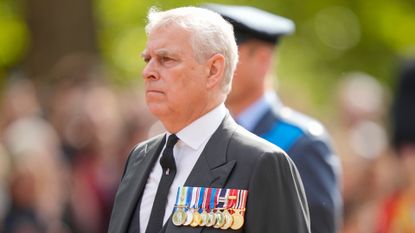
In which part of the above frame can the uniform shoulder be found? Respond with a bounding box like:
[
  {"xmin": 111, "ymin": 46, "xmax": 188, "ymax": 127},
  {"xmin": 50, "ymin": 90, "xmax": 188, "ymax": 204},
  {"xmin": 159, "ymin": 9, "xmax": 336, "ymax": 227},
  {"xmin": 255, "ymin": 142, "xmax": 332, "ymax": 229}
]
[
  {"xmin": 233, "ymin": 125, "xmax": 286, "ymax": 155},
  {"xmin": 276, "ymin": 106, "xmax": 329, "ymax": 140}
]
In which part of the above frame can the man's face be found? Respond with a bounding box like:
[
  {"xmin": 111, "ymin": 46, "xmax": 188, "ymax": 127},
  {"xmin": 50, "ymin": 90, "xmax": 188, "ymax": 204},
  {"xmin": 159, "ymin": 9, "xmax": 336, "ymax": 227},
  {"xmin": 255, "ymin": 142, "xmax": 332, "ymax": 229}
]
[
  {"xmin": 226, "ymin": 42, "xmax": 266, "ymax": 108},
  {"xmin": 142, "ymin": 25, "xmax": 209, "ymax": 122}
]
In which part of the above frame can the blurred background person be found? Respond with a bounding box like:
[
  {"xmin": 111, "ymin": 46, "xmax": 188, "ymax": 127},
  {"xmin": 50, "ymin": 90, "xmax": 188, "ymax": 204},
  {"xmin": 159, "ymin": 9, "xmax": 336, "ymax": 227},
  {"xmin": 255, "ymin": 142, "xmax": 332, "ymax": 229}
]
[
  {"xmin": 44, "ymin": 54, "xmax": 155, "ymax": 233},
  {"xmin": 333, "ymin": 72, "xmax": 394, "ymax": 233},
  {"xmin": 0, "ymin": 143, "xmax": 12, "ymax": 230},
  {"xmin": 0, "ymin": 77, "xmax": 69, "ymax": 233},
  {"xmin": 0, "ymin": 54, "xmax": 156, "ymax": 233},
  {"xmin": 204, "ymin": 4, "xmax": 342, "ymax": 233},
  {"xmin": 376, "ymin": 60, "xmax": 415, "ymax": 233}
]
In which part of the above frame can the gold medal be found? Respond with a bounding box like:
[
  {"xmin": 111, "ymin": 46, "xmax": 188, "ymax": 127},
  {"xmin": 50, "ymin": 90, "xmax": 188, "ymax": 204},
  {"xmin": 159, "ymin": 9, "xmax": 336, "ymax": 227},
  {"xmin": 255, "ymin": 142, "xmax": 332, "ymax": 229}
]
[
  {"xmin": 200, "ymin": 210, "xmax": 208, "ymax": 226},
  {"xmin": 231, "ymin": 210, "xmax": 244, "ymax": 230},
  {"xmin": 183, "ymin": 210, "xmax": 193, "ymax": 226},
  {"xmin": 221, "ymin": 209, "xmax": 233, "ymax": 229},
  {"xmin": 206, "ymin": 211, "xmax": 216, "ymax": 227},
  {"xmin": 213, "ymin": 210, "xmax": 225, "ymax": 228},
  {"xmin": 191, "ymin": 211, "xmax": 202, "ymax": 227},
  {"xmin": 172, "ymin": 208, "xmax": 187, "ymax": 226}
]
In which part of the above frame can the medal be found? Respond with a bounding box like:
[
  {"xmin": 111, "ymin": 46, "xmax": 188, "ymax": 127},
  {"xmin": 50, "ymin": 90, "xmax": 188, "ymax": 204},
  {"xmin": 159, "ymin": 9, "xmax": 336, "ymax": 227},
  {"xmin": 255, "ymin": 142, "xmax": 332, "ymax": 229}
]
[
  {"xmin": 183, "ymin": 210, "xmax": 193, "ymax": 226},
  {"xmin": 172, "ymin": 187, "xmax": 188, "ymax": 226},
  {"xmin": 231, "ymin": 210, "xmax": 244, "ymax": 230},
  {"xmin": 218, "ymin": 189, "xmax": 233, "ymax": 229},
  {"xmin": 206, "ymin": 210, "xmax": 216, "ymax": 227},
  {"xmin": 199, "ymin": 187, "xmax": 210, "ymax": 226},
  {"xmin": 191, "ymin": 211, "xmax": 202, "ymax": 227},
  {"xmin": 214, "ymin": 188, "xmax": 227, "ymax": 228},
  {"xmin": 200, "ymin": 210, "xmax": 208, "ymax": 226},
  {"xmin": 230, "ymin": 189, "xmax": 248, "ymax": 230},
  {"xmin": 206, "ymin": 188, "xmax": 217, "ymax": 227},
  {"xmin": 213, "ymin": 210, "xmax": 225, "ymax": 228},
  {"xmin": 190, "ymin": 187, "xmax": 204, "ymax": 227},
  {"xmin": 172, "ymin": 208, "xmax": 187, "ymax": 226},
  {"xmin": 221, "ymin": 209, "xmax": 233, "ymax": 229},
  {"xmin": 182, "ymin": 187, "xmax": 194, "ymax": 226},
  {"xmin": 172, "ymin": 186, "xmax": 248, "ymax": 229}
]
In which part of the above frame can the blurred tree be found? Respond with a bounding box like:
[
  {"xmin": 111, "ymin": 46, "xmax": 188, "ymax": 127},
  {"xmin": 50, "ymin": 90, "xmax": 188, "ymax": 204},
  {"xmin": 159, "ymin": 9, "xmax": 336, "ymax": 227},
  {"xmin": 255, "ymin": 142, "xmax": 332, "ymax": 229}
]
[
  {"xmin": 0, "ymin": 0, "xmax": 414, "ymax": 116},
  {"xmin": 0, "ymin": 0, "xmax": 28, "ymax": 88},
  {"xmin": 23, "ymin": 0, "xmax": 98, "ymax": 82}
]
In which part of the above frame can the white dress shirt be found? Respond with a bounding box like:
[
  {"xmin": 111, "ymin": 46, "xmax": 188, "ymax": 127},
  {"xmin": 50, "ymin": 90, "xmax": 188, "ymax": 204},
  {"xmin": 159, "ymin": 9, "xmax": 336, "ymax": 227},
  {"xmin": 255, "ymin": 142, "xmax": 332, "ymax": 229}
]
[{"xmin": 139, "ymin": 103, "xmax": 228, "ymax": 232}]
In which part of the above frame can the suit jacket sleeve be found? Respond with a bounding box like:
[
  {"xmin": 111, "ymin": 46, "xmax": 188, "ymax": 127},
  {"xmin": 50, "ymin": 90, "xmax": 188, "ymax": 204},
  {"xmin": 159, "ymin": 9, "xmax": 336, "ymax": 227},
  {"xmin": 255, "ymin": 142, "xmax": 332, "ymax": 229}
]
[
  {"xmin": 244, "ymin": 152, "xmax": 311, "ymax": 233},
  {"xmin": 289, "ymin": 137, "xmax": 342, "ymax": 233}
]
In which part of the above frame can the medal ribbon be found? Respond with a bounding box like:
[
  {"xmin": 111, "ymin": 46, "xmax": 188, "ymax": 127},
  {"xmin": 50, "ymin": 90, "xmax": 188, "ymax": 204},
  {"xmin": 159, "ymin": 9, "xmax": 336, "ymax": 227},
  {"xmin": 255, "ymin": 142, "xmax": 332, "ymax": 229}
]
[
  {"xmin": 234, "ymin": 189, "xmax": 248, "ymax": 213},
  {"xmin": 227, "ymin": 189, "xmax": 237, "ymax": 211},
  {"xmin": 197, "ymin": 187, "xmax": 205, "ymax": 213},
  {"xmin": 210, "ymin": 188, "xmax": 217, "ymax": 212},
  {"xmin": 202, "ymin": 187, "xmax": 210, "ymax": 211},
  {"xmin": 224, "ymin": 189, "xmax": 230, "ymax": 209},
  {"xmin": 214, "ymin": 188, "xmax": 222, "ymax": 210},
  {"xmin": 174, "ymin": 186, "xmax": 187, "ymax": 211},
  {"xmin": 240, "ymin": 190, "xmax": 248, "ymax": 210},
  {"xmin": 236, "ymin": 189, "xmax": 242, "ymax": 210},
  {"xmin": 217, "ymin": 188, "xmax": 227, "ymax": 209},
  {"xmin": 204, "ymin": 188, "xmax": 212, "ymax": 211},
  {"xmin": 191, "ymin": 187, "xmax": 198, "ymax": 210},
  {"xmin": 185, "ymin": 186, "xmax": 192, "ymax": 210},
  {"xmin": 173, "ymin": 186, "xmax": 181, "ymax": 212}
]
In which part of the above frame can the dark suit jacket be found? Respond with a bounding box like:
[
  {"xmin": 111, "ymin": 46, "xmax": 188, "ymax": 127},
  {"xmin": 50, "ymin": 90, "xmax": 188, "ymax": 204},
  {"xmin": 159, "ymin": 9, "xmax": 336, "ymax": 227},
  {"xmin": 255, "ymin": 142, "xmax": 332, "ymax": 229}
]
[
  {"xmin": 108, "ymin": 114, "xmax": 311, "ymax": 233},
  {"xmin": 253, "ymin": 103, "xmax": 342, "ymax": 233}
]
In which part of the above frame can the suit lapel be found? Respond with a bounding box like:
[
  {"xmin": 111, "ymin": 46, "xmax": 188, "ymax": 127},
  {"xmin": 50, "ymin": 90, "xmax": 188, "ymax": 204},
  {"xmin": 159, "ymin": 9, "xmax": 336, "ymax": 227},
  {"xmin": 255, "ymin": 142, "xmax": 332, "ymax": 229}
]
[
  {"xmin": 185, "ymin": 114, "xmax": 237, "ymax": 187},
  {"xmin": 109, "ymin": 135, "xmax": 166, "ymax": 233},
  {"xmin": 163, "ymin": 114, "xmax": 238, "ymax": 233}
]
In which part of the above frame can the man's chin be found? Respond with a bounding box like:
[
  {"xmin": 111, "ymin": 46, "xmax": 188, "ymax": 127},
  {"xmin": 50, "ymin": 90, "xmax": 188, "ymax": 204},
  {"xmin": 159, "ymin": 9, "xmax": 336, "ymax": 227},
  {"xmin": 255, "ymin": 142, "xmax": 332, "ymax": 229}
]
[{"xmin": 147, "ymin": 104, "xmax": 168, "ymax": 118}]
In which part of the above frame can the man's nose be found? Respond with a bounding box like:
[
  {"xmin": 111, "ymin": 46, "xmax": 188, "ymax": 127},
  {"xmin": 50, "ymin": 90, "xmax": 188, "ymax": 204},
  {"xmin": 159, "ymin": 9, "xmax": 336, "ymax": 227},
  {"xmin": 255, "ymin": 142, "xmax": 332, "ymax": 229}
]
[{"xmin": 142, "ymin": 60, "xmax": 159, "ymax": 80}]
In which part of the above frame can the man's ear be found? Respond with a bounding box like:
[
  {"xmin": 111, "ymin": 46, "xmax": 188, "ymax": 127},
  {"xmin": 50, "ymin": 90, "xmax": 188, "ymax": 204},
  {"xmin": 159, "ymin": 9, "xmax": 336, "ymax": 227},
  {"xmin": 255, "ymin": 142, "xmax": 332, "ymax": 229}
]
[{"xmin": 206, "ymin": 53, "xmax": 225, "ymax": 89}]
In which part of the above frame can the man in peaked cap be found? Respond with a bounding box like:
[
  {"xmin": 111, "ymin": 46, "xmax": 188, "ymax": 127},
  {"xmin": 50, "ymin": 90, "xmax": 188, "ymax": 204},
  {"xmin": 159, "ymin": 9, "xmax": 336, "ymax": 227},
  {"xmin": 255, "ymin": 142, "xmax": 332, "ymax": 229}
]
[{"xmin": 203, "ymin": 4, "xmax": 342, "ymax": 233}]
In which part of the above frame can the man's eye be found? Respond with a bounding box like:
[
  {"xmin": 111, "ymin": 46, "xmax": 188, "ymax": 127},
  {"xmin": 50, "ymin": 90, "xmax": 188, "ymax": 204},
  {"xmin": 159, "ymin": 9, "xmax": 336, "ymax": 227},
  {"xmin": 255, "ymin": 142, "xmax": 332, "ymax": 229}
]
[
  {"xmin": 143, "ymin": 56, "xmax": 150, "ymax": 63},
  {"xmin": 161, "ymin": 57, "xmax": 174, "ymax": 63}
]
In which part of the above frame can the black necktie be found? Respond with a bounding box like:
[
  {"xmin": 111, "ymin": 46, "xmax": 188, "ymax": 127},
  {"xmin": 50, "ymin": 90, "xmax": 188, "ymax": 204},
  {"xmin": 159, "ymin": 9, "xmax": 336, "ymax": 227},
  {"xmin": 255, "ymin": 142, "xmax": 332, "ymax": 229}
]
[{"xmin": 145, "ymin": 134, "xmax": 179, "ymax": 233}]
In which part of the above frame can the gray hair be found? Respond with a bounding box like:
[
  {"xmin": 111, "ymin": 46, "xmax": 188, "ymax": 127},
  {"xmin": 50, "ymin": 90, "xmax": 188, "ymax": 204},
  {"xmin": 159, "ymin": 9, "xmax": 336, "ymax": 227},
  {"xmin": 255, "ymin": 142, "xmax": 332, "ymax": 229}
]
[{"xmin": 145, "ymin": 6, "xmax": 238, "ymax": 94}]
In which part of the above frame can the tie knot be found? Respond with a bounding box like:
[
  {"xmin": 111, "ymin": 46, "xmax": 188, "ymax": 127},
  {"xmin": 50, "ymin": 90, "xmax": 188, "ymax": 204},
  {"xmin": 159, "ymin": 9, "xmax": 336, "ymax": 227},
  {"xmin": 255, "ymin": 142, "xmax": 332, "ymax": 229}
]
[
  {"xmin": 166, "ymin": 134, "xmax": 179, "ymax": 149},
  {"xmin": 160, "ymin": 134, "xmax": 179, "ymax": 174}
]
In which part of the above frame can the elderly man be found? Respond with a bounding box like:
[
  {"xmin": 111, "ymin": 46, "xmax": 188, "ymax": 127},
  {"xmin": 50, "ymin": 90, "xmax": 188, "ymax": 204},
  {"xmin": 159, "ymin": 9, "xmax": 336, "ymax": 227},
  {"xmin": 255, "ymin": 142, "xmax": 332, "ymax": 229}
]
[
  {"xmin": 203, "ymin": 4, "xmax": 342, "ymax": 233},
  {"xmin": 108, "ymin": 6, "xmax": 310, "ymax": 233}
]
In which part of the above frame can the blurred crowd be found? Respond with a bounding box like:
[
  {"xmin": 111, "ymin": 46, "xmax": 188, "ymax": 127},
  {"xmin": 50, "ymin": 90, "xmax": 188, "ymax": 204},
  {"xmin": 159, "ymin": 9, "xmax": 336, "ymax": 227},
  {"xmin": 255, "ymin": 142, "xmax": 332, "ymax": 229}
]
[
  {"xmin": 0, "ymin": 54, "xmax": 156, "ymax": 233},
  {"xmin": 0, "ymin": 53, "xmax": 414, "ymax": 233}
]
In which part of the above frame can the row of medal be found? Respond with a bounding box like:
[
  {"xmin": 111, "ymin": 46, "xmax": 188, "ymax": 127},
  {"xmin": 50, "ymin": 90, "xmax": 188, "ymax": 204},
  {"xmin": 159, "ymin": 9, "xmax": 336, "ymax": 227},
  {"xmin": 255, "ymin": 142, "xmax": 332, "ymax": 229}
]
[{"xmin": 172, "ymin": 186, "xmax": 248, "ymax": 230}]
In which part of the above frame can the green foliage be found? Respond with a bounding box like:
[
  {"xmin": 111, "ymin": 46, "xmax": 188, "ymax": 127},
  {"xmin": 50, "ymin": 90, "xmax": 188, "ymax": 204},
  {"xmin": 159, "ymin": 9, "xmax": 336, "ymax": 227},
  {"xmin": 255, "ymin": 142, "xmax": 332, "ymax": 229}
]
[
  {"xmin": 0, "ymin": 0, "xmax": 28, "ymax": 79},
  {"xmin": 0, "ymin": 0, "xmax": 414, "ymax": 117}
]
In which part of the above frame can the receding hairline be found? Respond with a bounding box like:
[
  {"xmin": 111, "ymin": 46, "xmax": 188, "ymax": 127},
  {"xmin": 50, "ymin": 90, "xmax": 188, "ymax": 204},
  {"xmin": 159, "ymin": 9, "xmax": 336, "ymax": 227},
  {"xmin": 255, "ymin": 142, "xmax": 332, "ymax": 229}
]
[{"xmin": 142, "ymin": 25, "xmax": 197, "ymax": 61}]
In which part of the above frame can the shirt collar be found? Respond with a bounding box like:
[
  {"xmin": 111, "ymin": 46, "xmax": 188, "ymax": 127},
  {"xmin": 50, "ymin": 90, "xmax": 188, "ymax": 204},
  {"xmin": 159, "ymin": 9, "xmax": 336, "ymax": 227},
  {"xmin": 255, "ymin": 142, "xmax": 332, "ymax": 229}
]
[
  {"xmin": 236, "ymin": 91, "xmax": 282, "ymax": 131},
  {"xmin": 174, "ymin": 103, "xmax": 227, "ymax": 150}
]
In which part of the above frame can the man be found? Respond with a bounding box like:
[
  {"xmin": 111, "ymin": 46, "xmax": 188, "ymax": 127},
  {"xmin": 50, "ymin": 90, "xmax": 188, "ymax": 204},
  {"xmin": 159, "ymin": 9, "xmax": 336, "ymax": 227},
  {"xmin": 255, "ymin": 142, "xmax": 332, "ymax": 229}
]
[
  {"xmin": 108, "ymin": 6, "xmax": 310, "ymax": 233},
  {"xmin": 203, "ymin": 4, "xmax": 342, "ymax": 233}
]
